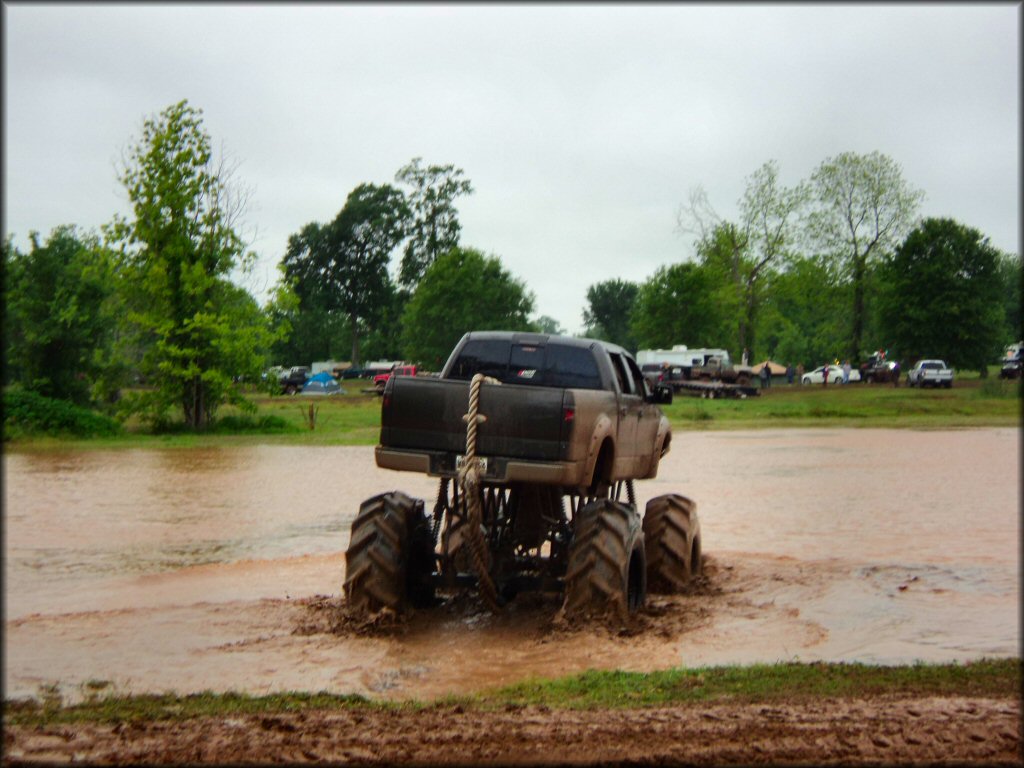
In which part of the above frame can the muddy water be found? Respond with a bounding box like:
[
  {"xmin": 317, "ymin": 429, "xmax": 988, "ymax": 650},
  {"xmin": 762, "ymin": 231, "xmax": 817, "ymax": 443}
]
[{"xmin": 4, "ymin": 428, "xmax": 1020, "ymax": 702}]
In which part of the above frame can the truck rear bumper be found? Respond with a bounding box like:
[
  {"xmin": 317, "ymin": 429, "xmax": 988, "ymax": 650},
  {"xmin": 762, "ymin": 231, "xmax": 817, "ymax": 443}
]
[{"xmin": 375, "ymin": 447, "xmax": 586, "ymax": 485}]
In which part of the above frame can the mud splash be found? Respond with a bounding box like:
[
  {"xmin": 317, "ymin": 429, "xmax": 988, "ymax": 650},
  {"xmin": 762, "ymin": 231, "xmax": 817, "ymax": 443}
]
[{"xmin": 3, "ymin": 428, "xmax": 1019, "ymax": 703}]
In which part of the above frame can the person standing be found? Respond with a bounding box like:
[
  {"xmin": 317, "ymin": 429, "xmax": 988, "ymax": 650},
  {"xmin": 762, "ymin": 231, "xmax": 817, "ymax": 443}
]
[
  {"xmin": 786, "ymin": 363, "xmax": 794, "ymax": 385},
  {"xmin": 760, "ymin": 362, "xmax": 771, "ymax": 389},
  {"xmin": 796, "ymin": 363, "xmax": 805, "ymax": 382},
  {"xmin": 842, "ymin": 360, "xmax": 851, "ymax": 385},
  {"xmin": 822, "ymin": 364, "xmax": 830, "ymax": 387}
]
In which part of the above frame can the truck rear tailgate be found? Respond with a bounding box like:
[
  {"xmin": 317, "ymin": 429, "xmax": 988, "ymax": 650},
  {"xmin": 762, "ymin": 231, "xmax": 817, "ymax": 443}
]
[{"xmin": 380, "ymin": 377, "xmax": 569, "ymax": 461}]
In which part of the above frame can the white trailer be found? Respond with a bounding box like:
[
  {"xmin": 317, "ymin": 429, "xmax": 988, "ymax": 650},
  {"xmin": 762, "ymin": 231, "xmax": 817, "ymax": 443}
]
[
  {"xmin": 636, "ymin": 345, "xmax": 732, "ymax": 368},
  {"xmin": 312, "ymin": 360, "xmax": 349, "ymax": 375}
]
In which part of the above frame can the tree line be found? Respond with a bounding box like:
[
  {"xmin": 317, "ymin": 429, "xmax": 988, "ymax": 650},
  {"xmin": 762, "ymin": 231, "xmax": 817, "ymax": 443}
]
[
  {"xmin": 584, "ymin": 156, "xmax": 1020, "ymax": 374},
  {"xmin": 4, "ymin": 100, "xmax": 1021, "ymax": 430}
]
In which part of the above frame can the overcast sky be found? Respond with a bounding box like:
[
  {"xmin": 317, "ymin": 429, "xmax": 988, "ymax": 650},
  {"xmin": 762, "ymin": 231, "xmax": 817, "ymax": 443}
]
[{"xmin": 3, "ymin": 3, "xmax": 1020, "ymax": 336}]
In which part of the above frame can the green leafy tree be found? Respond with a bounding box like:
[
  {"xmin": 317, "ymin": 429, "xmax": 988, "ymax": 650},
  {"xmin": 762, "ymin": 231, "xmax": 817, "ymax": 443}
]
[
  {"xmin": 878, "ymin": 218, "xmax": 1005, "ymax": 373},
  {"xmin": 807, "ymin": 151, "xmax": 924, "ymax": 360},
  {"xmin": 582, "ymin": 279, "xmax": 639, "ymax": 351},
  {"xmin": 691, "ymin": 222, "xmax": 750, "ymax": 353},
  {"xmin": 400, "ymin": 247, "xmax": 534, "ymax": 368},
  {"xmin": 282, "ymin": 183, "xmax": 410, "ymax": 365},
  {"xmin": 108, "ymin": 100, "xmax": 279, "ymax": 428},
  {"xmin": 678, "ymin": 162, "xmax": 808, "ymax": 359},
  {"xmin": 994, "ymin": 251, "xmax": 1022, "ymax": 344},
  {"xmin": 360, "ymin": 282, "xmax": 410, "ymax": 362},
  {"xmin": 395, "ymin": 157, "xmax": 474, "ymax": 288},
  {"xmin": 531, "ymin": 315, "xmax": 565, "ymax": 335},
  {"xmin": 3, "ymin": 226, "xmax": 125, "ymax": 406},
  {"xmin": 631, "ymin": 262, "xmax": 731, "ymax": 350},
  {"xmin": 756, "ymin": 254, "xmax": 847, "ymax": 370}
]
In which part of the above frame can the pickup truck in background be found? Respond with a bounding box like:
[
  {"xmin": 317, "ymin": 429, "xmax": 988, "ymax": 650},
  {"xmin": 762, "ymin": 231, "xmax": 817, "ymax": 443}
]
[
  {"xmin": 999, "ymin": 350, "xmax": 1022, "ymax": 380},
  {"xmin": 373, "ymin": 364, "xmax": 417, "ymax": 393},
  {"xmin": 345, "ymin": 331, "xmax": 700, "ymax": 625},
  {"xmin": 279, "ymin": 366, "xmax": 310, "ymax": 395},
  {"xmin": 906, "ymin": 359, "xmax": 954, "ymax": 388},
  {"xmin": 690, "ymin": 355, "xmax": 757, "ymax": 386},
  {"xmin": 860, "ymin": 352, "xmax": 898, "ymax": 383}
]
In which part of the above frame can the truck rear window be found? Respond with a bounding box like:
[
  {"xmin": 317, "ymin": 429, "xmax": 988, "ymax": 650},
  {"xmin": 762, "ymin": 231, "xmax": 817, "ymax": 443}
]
[{"xmin": 447, "ymin": 340, "xmax": 602, "ymax": 389}]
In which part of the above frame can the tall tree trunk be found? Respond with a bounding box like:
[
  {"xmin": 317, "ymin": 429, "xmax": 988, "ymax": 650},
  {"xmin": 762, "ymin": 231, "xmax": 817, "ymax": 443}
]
[
  {"xmin": 350, "ymin": 312, "xmax": 361, "ymax": 367},
  {"xmin": 745, "ymin": 282, "xmax": 758, "ymax": 362},
  {"xmin": 851, "ymin": 256, "xmax": 866, "ymax": 361}
]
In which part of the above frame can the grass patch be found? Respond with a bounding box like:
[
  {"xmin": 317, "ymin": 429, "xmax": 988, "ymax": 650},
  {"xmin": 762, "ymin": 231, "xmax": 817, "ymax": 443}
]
[
  {"xmin": 3, "ymin": 690, "xmax": 373, "ymax": 726},
  {"xmin": 976, "ymin": 376, "xmax": 1023, "ymax": 399},
  {"xmin": 479, "ymin": 658, "xmax": 1021, "ymax": 710},
  {"xmin": 661, "ymin": 380, "xmax": 1020, "ymax": 430},
  {"xmin": 148, "ymin": 413, "xmax": 297, "ymax": 436},
  {"xmin": 5, "ymin": 659, "xmax": 1019, "ymax": 726}
]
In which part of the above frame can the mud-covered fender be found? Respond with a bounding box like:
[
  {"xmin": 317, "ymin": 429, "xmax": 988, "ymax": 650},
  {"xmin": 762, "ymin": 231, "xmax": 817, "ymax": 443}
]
[
  {"xmin": 583, "ymin": 414, "xmax": 615, "ymax": 485},
  {"xmin": 644, "ymin": 415, "xmax": 672, "ymax": 479},
  {"xmin": 656, "ymin": 416, "xmax": 671, "ymax": 458}
]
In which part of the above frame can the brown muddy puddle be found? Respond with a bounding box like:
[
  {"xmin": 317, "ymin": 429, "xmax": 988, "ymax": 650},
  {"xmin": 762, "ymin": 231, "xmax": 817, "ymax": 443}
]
[{"xmin": 4, "ymin": 429, "xmax": 1019, "ymax": 704}]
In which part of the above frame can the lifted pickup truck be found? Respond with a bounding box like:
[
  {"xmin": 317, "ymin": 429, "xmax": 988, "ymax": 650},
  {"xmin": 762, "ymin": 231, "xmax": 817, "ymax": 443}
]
[
  {"xmin": 906, "ymin": 359, "xmax": 954, "ymax": 388},
  {"xmin": 860, "ymin": 352, "xmax": 898, "ymax": 384},
  {"xmin": 690, "ymin": 354, "xmax": 757, "ymax": 386},
  {"xmin": 345, "ymin": 331, "xmax": 701, "ymax": 624}
]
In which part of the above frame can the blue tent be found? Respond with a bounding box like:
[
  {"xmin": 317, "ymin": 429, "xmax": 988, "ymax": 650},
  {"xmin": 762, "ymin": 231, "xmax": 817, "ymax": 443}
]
[{"xmin": 300, "ymin": 371, "xmax": 345, "ymax": 395}]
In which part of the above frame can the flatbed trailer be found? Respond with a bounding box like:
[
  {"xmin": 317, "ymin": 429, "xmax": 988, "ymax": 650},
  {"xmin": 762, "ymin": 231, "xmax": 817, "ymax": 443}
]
[{"xmin": 671, "ymin": 379, "xmax": 760, "ymax": 399}]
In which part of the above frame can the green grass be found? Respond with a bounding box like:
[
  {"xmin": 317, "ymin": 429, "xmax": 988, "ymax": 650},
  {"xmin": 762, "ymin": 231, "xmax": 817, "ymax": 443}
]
[
  {"xmin": 479, "ymin": 658, "xmax": 1021, "ymax": 710},
  {"xmin": 5, "ymin": 659, "xmax": 1018, "ymax": 725},
  {"xmin": 5, "ymin": 376, "xmax": 1020, "ymax": 451},
  {"xmin": 662, "ymin": 377, "xmax": 1021, "ymax": 430}
]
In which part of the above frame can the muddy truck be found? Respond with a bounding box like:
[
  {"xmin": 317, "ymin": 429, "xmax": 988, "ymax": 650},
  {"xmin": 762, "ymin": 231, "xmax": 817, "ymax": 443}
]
[
  {"xmin": 860, "ymin": 352, "xmax": 897, "ymax": 383},
  {"xmin": 344, "ymin": 331, "xmax": 702, "ymax": 623},
  {"xmin": 690, "ymin": 354, "xmax": 757, "ymax": 386}
]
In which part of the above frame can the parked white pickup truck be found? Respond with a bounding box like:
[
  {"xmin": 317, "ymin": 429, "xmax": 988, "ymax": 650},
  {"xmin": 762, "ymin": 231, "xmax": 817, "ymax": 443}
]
[{"xmin": 906, "ymin": 359, "xmax": 954, "ymax": 388}]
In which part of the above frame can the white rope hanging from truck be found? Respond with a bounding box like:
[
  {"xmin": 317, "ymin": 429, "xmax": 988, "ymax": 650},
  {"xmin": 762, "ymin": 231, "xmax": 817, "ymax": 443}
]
[{"xmin": 457, "ymin": 372, "xmax": 504, "ymax": 610}]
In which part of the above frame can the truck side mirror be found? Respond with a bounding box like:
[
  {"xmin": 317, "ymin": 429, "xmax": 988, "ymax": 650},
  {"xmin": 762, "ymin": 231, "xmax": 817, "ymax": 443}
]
[{"xmin": 650, "ymin": 384, "xmax": 673, "ymax": 405}]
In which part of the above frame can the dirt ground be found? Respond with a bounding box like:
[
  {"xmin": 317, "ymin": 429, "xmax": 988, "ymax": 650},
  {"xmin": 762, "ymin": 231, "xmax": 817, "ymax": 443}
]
[{"xmin": 4, "ymin": 695, "xmax": 1020, "ymax": 765}]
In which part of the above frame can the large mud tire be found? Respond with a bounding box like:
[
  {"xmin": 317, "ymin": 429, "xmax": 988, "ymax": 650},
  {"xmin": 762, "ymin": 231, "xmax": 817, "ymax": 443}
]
[
  {"xmin": 562, "ymin": 499, "xmax": 646, "ymax": 623},
  {"xmin": 441, "ymin": 509, "xmax": 475, "ymax": 576},
  {"xmin": 643, "ymin": 494, "xmax": 702, "ymax": 593},
  {"xmin": 344, "ymin": 491, "xmax": 435, "ymax": 614}
]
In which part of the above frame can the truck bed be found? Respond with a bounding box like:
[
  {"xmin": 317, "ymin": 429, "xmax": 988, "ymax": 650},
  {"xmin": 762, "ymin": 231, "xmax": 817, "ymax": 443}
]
[{"xmin": 378, "ymin": 376, "xmax": 577, "ymax": 482}]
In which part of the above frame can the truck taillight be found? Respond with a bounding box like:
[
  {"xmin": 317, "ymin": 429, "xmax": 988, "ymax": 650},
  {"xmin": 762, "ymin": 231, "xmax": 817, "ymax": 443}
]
[{"xmin": 558, "ymin": 406, "xmax": 575, "ymax": 446}]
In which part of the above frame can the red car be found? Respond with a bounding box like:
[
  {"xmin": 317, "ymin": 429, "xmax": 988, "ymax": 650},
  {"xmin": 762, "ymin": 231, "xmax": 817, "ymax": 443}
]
[{"xmin": 373, "ymin": 364, "xmax": 417, "ymax": 392}]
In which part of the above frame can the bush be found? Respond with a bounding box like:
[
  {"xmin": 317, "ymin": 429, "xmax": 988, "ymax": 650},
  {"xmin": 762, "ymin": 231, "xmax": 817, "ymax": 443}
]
[
  {"xmin": 3, "ymin": 388, "xmax": 123, "ymax": 439},
  {"xmin": 976, "ymin": 377, "xmax": 1022, "ymax": 399},
  {"xmin": 212, "ymin": 414, "xmax": 295, "ymax": 434},
  {"xmin": 147, "ymin": 413, "xmax": 297, "ymax": 435}
]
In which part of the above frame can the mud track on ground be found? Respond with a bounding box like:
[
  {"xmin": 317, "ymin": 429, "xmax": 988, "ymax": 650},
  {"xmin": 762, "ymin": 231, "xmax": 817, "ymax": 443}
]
[{"xmin": 5, "ymin": 696, "xmax": 1020, "ymax": 765}]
